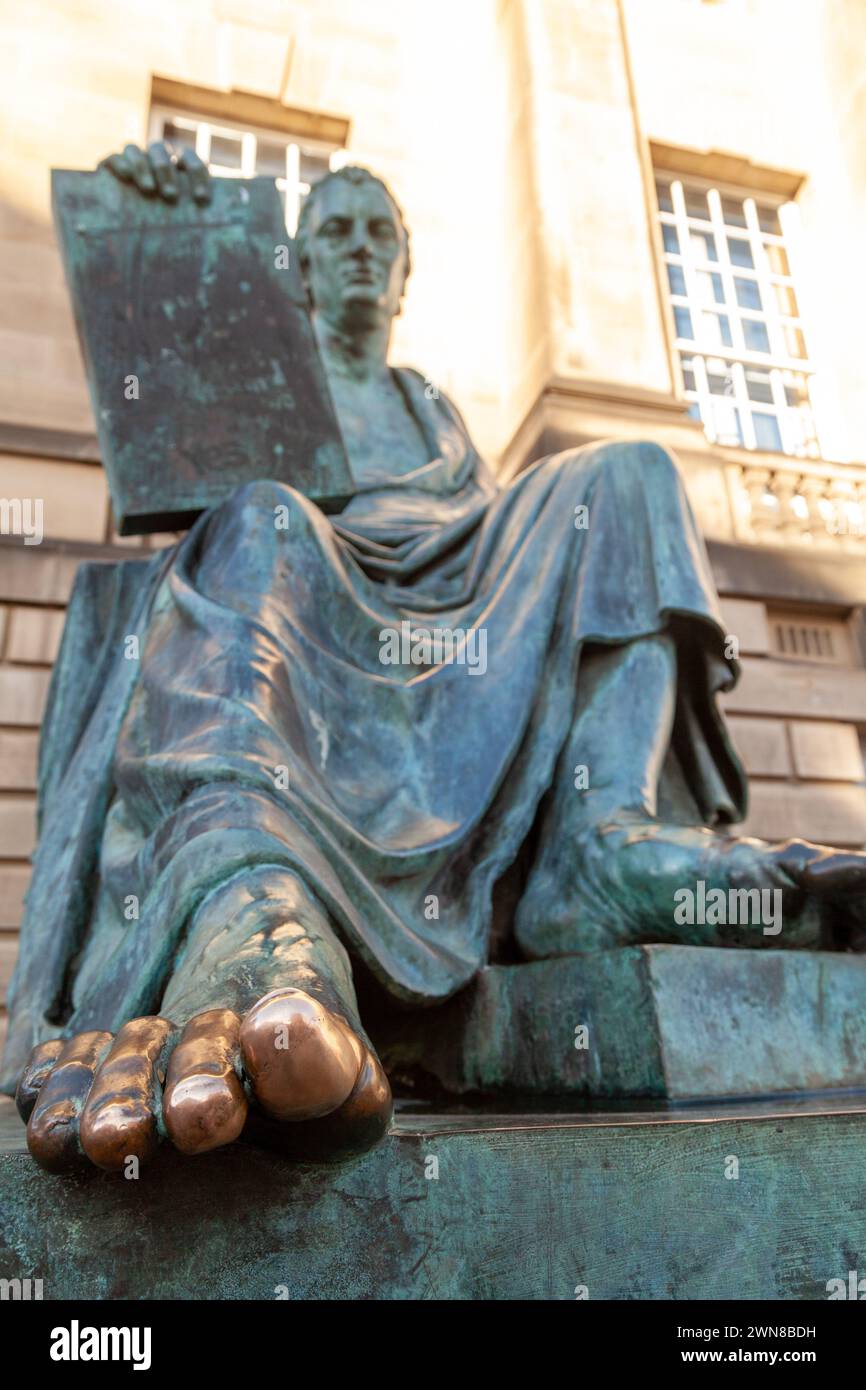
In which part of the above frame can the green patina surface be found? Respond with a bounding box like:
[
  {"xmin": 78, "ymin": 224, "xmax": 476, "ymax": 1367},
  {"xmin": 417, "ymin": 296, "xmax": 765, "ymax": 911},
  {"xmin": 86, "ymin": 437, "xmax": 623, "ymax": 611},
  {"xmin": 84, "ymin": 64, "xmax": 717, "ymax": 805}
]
[
  {"xmin": 1, "ymin": 1097, "xmax": 864, "ymax": 1300},
  {"xmin": 377, "ymin": 946, "xmax": 866, "ymax": 1100}
]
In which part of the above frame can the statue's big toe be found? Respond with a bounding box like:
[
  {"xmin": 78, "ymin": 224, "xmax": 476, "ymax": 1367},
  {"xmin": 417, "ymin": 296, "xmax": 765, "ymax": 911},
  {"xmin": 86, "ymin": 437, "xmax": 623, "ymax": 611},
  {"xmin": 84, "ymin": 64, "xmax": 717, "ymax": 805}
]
[
  {"xmin": 241, "ymin": 1000, "xmax": 394, "ymax": 1162},
  {"xmin": 239, "ymin": 987, "xmax": 365, "ymax": 1121}
]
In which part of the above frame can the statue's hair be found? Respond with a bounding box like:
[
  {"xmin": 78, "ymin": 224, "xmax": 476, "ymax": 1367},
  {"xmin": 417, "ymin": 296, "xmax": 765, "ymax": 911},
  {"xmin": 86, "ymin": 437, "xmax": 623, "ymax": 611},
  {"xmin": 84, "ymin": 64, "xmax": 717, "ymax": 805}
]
[{"xmin": 294, "ymin": 165, "xmax": 412, "ymax": 305}]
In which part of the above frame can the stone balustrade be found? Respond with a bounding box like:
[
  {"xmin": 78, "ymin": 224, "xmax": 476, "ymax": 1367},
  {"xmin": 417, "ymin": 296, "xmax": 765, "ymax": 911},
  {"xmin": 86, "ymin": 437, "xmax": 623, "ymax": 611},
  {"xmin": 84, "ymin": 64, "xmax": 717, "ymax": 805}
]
[{"xmin": 729, "ymin": 459, "xmax": 866, "ymax": 550}]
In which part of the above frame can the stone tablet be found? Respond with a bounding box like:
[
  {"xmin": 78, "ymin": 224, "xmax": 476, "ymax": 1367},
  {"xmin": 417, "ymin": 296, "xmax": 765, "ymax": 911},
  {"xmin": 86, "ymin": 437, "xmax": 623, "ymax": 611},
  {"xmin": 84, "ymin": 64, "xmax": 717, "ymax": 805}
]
[{"xmin": 52, "ymin": 168, "xmax": 353, "ymax": 534}]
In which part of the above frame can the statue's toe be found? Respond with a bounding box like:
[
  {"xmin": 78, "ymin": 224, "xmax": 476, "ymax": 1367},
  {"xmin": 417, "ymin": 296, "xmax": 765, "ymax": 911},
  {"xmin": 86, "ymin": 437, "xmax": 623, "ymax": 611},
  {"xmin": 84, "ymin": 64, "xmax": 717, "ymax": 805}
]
[
  {"xmin": 79, "ymin": 1017, "xmax": 173, "ymax": 1172},
  {"xmin": 162, "ymin": 1008, "xmax": 248, "ymax": 1155},
  {"xmin": 15, "ymin": 1038, "xmax": 65, "ymax": 1122},
  {"xmin": 305, "ymin": 1045, "xmax": 393, "ymax": 1156},
  {"xmin": 799, "ymin": 847, "xmax": 866, "ymax": 895},
  {"xmin": 21, "ymin": 994, "xmax": 391, "ymax": 1172},
  {"xmin": 26, "ymin": 1031, "xmax": 114, "ymax": 1172},
  {"xmin": 239, "ymin": 987, "xmax": 365, "ymax": 1121},
  {"xmin": 243, "ymin": 1038, "xmax": 393, "ymax": 1162}
]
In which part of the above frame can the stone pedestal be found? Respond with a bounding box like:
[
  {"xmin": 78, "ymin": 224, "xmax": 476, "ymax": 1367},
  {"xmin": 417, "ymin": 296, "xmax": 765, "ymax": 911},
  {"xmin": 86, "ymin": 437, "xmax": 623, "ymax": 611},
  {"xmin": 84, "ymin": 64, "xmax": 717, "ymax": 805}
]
[
  {"xmin": 1, "ymin": 1095, "xmax": 864, "ymax": 1299},
  {"xmin": 4, "ymin": 948, "xmax": 866, "ymax": 1299},
  {"xmin": 374, "ymin": 947, "xmax": 866, "ymax": 1100}
]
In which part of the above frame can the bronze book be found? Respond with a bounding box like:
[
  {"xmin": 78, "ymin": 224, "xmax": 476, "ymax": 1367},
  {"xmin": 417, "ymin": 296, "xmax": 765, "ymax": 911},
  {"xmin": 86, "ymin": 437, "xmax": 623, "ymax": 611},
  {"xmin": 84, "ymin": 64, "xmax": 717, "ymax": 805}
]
[{"xmin": 52, "ymin": 168, "xmax": 353, "ymax": 534}]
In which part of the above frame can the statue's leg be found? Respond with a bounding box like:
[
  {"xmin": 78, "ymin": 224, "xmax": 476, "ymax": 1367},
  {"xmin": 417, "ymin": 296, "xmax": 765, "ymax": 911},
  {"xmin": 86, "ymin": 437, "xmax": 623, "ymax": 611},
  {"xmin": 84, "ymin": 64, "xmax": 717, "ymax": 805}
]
[
  {"xmin": 19, "ymin": 866, "xmax": 391, "ymax": 1173},
  {"xmin": 515, "ymin": 632, "xmax": 866, "ymax": 957}
]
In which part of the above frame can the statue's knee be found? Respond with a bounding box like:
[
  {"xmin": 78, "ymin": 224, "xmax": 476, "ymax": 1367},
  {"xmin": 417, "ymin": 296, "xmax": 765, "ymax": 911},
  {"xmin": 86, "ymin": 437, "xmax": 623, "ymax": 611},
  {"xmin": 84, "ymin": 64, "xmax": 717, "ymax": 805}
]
[
  {"xmin": 234, "ymin": 477, "xmax": 300, "ymax": 511},
  {"xmin": 634, "ymin": 439, "xmax": 679, "ymax": 481},
  {"xmin": 231, "ymin": 478, "xmax": 306, "ymax": 534},
  {"xmin": 588, "ymin": 438, "xmax": 679, "ymax": 486},
  {"xmin": 600, "ymin": 436, "xmax": 681, "ymax": 475}
]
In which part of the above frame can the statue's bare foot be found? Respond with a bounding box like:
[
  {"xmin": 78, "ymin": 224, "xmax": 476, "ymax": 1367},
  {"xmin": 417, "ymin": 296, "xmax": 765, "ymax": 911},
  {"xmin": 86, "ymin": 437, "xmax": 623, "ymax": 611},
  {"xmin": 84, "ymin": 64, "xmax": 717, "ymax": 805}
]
[
  {"xmin": 516, "ymin": 805, "xmax": 866, "ymax": 957},
  {"xmin": 16, "ymin": 989, "xmax": 391, "ymax": 1174}
]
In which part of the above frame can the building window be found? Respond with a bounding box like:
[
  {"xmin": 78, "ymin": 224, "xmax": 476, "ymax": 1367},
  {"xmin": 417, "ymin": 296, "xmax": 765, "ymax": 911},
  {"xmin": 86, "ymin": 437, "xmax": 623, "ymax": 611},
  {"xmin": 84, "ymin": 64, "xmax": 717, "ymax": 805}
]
[
  {"xmin": 654, "ymin": 173, "xmax": 819, "ymax": 459},
  {"xmin": 149, "ymin": 106, "xmax": 343, "ymax": 233}
]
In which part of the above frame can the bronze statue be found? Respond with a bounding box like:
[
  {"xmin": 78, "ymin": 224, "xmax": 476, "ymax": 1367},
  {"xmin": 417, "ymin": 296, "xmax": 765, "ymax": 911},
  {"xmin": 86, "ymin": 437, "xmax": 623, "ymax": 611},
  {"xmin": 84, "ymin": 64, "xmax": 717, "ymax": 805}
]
[{"xmin": 5, "ymin": 143, "xmax": 866, "ymax": 1173}]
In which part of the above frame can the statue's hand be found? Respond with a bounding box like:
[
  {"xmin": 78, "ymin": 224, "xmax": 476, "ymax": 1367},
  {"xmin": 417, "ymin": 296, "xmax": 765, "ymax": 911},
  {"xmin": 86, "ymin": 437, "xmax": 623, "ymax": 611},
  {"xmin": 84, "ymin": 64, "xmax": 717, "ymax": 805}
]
[{"xmin": 99, "ymin": 140, "xmax": 212, "ymax": 205}]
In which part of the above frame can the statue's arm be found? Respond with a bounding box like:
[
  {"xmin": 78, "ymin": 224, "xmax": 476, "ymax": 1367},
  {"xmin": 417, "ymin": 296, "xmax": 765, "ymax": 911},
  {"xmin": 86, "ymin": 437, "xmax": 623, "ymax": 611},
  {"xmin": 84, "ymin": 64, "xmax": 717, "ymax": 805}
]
[{"xmin": 99, "ymin": 141, "xmax": 212, "ymax": 204}]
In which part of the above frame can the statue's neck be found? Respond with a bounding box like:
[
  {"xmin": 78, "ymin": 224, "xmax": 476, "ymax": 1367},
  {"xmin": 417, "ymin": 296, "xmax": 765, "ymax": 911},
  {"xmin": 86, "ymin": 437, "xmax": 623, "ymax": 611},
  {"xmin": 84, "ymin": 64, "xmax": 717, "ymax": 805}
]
[{"xmin": 313, "ymin": 313, "xmax": 392, "ymax": 386}]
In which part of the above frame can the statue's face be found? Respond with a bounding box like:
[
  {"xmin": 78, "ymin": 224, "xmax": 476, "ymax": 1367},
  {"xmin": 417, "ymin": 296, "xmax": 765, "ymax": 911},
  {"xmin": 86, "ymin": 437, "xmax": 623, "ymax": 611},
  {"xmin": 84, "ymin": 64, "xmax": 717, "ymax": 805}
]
[{"xmin": 302, "ymin": 178, "xmax": 407, "ymax": 331}]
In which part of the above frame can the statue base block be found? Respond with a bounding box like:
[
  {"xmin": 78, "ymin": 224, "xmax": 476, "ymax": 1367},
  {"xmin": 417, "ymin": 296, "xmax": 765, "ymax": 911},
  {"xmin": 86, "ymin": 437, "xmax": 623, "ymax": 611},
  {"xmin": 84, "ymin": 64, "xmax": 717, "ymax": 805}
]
[
  {"xmin": 1, "ymin": 1095, "xmax": 865, "ymax": 1299},
  {"xmin": 374, "ymin": 947, "xmax": 866, "ymax": 1100}
]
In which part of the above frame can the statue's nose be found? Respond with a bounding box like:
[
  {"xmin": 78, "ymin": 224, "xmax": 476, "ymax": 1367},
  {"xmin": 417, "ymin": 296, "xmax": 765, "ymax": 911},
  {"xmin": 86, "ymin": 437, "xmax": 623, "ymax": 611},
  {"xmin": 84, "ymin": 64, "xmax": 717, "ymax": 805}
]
[{"xmin": 346, "ymin": 225, "xmax": 374, "ymax": 257}]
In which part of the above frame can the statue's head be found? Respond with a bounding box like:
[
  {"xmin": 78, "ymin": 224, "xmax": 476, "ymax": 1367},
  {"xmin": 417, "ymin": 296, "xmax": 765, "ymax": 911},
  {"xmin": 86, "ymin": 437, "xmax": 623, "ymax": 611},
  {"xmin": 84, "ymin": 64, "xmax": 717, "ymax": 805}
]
[{"xmin": 295, "ymin": 166, "xmax": 411, "ymax": 331}]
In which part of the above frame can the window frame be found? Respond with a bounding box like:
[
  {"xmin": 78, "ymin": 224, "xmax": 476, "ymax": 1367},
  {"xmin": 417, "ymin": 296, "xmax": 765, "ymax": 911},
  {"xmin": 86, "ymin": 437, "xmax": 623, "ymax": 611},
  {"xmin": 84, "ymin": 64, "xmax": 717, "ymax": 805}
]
[{"xmin": 654, "ymin": 167, "xmax": 819, "ymax": 460}]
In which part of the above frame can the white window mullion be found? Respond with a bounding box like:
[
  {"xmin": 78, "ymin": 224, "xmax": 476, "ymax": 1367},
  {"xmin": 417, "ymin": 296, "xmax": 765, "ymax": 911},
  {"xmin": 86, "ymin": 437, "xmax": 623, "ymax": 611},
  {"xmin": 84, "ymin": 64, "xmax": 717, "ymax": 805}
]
[
  {"xmin": 708, "ymin": 188, "xmax": 743, "ymax": 356},
  {"xmin": 732, "ymin": 362, "xmax": 756, "ymax": 449},
  {"xmin": 777, "ymin": 200, "xmax": 810, "ymax": 372},
  {"xmin": 744, "ymin": 195, "xmax": 781, "ymax": 361},
  {"xmin": 671, "ymin": 180, "xmax": 691, "ymax": 269},
  {"xmin": 241, "ymin": 132, "xmax": 257, "ymax": 178},
  {"xmin": 693, "ymin": 355, "xmax": 715, "ymax": 441},
  {"xmin": 195, "ymin": 122, "xmax": 211, "ymax": 164},
  {"xmin": 673, "ymin": 181, "xmax": 707, "ymax": 351},
  {"xmin": 285, "ymin": 143, "xmax": 301, "ymax": 234},
  {"xmin": 770, "ymin": 368, "xmax": 797, "ymax": 456}
]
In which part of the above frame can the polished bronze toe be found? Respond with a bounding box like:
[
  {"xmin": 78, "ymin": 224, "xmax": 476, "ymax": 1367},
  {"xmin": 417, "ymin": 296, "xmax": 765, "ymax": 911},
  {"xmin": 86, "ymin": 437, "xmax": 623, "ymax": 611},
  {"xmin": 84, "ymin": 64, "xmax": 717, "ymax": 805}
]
[
  {"xmin": 163, "ymin": 1008, "xmax": 248, "ymax": 1155},
  {"xmin": 15, "ymin": 1038, "xmax": 65, "ymax": 1122},
  {"xmin": 79, "ymin": 1016, "xmax": 173, "ymax": 1172},
  {"xmin": 26, "ymin": 1031, "xmax": 113, "ymax": 1173},
  {"xmin": 239, "ymin": 988, "xmax": 364, "ymax": 1121}
]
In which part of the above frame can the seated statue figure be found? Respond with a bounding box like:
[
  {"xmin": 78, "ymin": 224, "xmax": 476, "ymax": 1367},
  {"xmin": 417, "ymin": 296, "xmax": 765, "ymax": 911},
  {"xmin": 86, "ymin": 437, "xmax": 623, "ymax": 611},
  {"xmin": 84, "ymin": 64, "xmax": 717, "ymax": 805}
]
[{"xmin": 4, "ymin": 143, "xmax": 866, "ymax": 1173}]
